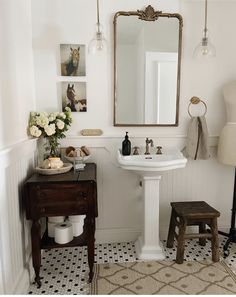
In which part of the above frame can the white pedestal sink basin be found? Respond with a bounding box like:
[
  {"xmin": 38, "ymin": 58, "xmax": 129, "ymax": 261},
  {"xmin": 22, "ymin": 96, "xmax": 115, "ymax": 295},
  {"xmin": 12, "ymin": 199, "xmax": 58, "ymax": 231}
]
[{"xmin": 117, "ymin": 147, "xmax": 187, "ymax": 260}]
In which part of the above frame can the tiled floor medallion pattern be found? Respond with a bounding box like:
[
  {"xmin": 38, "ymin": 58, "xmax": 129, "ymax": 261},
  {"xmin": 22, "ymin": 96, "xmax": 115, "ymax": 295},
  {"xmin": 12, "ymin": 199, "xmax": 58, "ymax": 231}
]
[{"xmin": 28, "ymin": 238, "xmax": 236, "ymax": 295}]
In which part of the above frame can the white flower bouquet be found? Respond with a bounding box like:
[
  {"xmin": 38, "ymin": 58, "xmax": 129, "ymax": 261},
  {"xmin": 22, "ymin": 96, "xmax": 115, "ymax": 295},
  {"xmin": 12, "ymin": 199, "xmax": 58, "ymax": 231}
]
[{"xmin": 28, "ymin": 107, "xmax": 72, "ymax": 157}]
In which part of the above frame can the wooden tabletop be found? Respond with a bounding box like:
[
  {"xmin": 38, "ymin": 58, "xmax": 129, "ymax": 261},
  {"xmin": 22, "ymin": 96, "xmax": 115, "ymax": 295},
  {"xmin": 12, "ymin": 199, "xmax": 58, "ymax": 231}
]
[{"xmin": 26, "ymin": 163, "xmax": 96, "ymax": 184}]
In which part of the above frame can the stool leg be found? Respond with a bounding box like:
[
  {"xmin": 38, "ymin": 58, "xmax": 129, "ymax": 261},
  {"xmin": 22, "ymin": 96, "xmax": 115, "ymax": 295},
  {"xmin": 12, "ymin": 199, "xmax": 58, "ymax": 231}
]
[
  {"xmin": 167, "ymin": 209, "xmax": 176, "ymax": 248},
  {"xmin": 211, "ymin": 218, "xmax": 219, "ymax": 262},
  {"xmin": 176, "ymin": 218, "xmax": 186, "ymax": 264},
  {"xmin": 199, "ymin": 222, "xmax": 206, "ymax": 246}
]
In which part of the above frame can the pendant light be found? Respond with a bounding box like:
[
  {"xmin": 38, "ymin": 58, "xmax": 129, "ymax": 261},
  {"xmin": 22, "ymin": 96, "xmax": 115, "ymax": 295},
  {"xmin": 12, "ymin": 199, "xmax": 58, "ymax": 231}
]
[
  {"xmin": 193, "ymin": 0, "xmax": 216, "ymax": 58},
  {"xmin": 88, "ymin": 0, "xmax": 107, "ymax": 54}
]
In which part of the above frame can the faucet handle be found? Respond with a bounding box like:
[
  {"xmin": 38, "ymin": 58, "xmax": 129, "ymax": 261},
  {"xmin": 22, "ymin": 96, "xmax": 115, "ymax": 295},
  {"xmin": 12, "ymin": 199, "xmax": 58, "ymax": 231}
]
[
  {"xmin": 156, "ymin": 146, "xmax": 162, "ymax": 155},
  {"xmin": 133, "ymin": 146, "xmax": 140, "ymax": 155}
]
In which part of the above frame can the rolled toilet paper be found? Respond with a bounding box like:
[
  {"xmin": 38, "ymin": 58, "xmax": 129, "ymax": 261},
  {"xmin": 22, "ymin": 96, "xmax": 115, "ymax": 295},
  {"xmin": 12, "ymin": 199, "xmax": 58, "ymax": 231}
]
[
  {"xmin": 68, "ymin": 215, "xmax": 85, "ymax": 223},
  {"xmin": 48, "ymin": 216, "xmax": 65, "ymax": 224},
  {"xmin": 68, "ymin": 215, "xmax": 85, "ymax": 236},
  {"xmin": 54, "ymin": 222, "xmax": 73, "ymax": 244},
  {"xmin": 71, "ymin": 221, "xmax": 84, "ymax": 237},
  {"xmin": 48, "ymin": 221, "xmax": 57, "ymax": 238}
]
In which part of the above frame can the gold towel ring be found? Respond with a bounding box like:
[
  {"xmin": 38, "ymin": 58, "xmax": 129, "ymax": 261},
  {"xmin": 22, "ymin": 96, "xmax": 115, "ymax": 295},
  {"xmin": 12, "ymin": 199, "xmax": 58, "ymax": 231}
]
[{"xmin": 188, "ymin": 96, "xmax": 207, "ymax": 117}]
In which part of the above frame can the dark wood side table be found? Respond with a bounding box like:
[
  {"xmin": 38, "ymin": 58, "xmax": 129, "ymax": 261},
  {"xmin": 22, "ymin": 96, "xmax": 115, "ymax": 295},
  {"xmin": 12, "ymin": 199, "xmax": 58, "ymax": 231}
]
[{"xmin": 24, "ymin": 163, "xmax": 97, "ymax": 288}]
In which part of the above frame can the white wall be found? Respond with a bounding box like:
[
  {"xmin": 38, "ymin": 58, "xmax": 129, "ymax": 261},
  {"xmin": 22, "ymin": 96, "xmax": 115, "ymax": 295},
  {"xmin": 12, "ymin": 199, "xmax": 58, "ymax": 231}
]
[
  {"xmin": 180, "ymin": 0, "xmax": 236, "ymax": 135},
  {"xmin": 0, "ymin": 0, "xmax": 35, "ymax": 149},
  {"xmin": 0, "ymin": 0, "xmax": 36, "ymax": 294},
  {"xmin": 31, "ymin": 0, "xmax": 236, "ymax": 136},
  {"xmin": 31, "ymin": 0, "xmax": 236, "ymax": 245},
  {"xmin": 1, "ymin": 0, "xmax": 234, "ymax": 294},
  {"xmin": 31, "ymin": 0, "xmax": 179, "ymax": 133}
]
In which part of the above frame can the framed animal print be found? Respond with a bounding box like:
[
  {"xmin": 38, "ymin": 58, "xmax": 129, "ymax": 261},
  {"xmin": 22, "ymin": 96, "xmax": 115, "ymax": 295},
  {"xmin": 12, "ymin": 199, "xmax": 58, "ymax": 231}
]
[
  {"xmin": 60, "ymin": 44, "xmax": 86, "ymax": 76},
  {"xmin": 62, "ymin": 82, "xmax": 87, "ymax": 112}
]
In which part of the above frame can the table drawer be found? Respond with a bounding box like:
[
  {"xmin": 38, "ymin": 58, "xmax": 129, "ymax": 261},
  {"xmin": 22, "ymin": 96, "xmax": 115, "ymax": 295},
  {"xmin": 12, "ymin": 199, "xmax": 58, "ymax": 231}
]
[
  {"xmin": 39, "ymin": 201, "xmax": 88, "ymax": 216},
  {"xmin": 35, "ymin": 183, "xmax": 89, "ymax": 204},
  {"xmin": 25, "ymin": 178, "xmax": 97, "ymax": 220}
]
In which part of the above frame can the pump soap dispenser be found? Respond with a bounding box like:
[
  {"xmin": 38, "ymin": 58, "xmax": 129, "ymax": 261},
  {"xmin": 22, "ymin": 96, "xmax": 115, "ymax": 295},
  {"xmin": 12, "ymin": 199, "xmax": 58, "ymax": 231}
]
[{"xmin": 122, "ymin": 132, "xmax": 131, "ymax": 156}]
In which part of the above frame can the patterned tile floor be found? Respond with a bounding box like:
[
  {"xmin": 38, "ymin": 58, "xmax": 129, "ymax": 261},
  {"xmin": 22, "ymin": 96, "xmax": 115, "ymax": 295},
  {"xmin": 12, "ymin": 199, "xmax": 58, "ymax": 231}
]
[{"xmin": 28, "ymin": 237, "xmax": 236, "ymax": 295}]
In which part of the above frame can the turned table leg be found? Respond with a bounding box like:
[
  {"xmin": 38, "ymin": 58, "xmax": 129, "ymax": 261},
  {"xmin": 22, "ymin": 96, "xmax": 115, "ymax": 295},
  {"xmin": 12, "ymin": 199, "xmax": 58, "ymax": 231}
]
[
  {"xmin": 86, "ymin": 216, "xmax": 95, "ymax": 282},
  {"xmin": 31, "ymin": 220, "xmax": 41, "ymax": 288}
]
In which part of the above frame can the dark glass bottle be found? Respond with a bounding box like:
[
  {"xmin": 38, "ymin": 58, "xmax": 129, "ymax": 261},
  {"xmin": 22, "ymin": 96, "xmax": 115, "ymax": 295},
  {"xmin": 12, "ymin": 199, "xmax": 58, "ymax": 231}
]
[{"xmin": 122, "ymin": 132, "xmax": 131, "ymax": 155}]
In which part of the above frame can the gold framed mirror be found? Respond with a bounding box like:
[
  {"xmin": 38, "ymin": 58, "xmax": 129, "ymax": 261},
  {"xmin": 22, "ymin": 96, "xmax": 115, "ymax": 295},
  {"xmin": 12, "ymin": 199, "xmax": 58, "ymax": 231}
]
[{"xmin": 113, "ymin": 5, "xmax": 183, "ymax": 126}]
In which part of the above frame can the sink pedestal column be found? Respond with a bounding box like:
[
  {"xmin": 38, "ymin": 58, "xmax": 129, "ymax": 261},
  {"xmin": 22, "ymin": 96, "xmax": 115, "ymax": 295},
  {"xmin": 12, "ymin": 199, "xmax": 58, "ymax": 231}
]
[{"xmin": 135, "ymin": 175, "xmax": 165, "ymax": 260}]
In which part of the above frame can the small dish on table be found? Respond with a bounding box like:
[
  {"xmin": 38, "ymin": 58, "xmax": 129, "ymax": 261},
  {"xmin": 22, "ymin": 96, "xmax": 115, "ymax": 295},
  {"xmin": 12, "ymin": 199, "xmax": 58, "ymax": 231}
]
[
  {"xmin": 64, "ymin": 146, "xmax": 91, "ymax": 171},
  {"xmin": 65, "ymin": 155, "xmax": 91, "ymax": 170},
  {"xmin": 35, "ymin": 163, "xmax": 72, "ymax": 175}
]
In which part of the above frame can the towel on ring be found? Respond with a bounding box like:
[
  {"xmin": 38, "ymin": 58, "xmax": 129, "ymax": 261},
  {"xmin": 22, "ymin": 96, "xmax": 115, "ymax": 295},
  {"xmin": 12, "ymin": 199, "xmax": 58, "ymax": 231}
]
[{"xmin": 185, "ymin": 116, "xmax": 210, "ymax": 160}]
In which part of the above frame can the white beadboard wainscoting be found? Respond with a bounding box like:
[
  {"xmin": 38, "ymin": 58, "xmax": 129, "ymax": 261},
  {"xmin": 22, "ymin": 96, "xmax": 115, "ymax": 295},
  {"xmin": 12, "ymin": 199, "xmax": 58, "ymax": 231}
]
[
  {"xmin": 0, "ymin": 139, "xmax": 37, "ymax": 294},
  {"xmin": 1, "ymin": 135, "xmax": 234, "ymax": 294},
  {"xmin": 60, "ymin": 135, "xmax": 234, "ymax": 243}
]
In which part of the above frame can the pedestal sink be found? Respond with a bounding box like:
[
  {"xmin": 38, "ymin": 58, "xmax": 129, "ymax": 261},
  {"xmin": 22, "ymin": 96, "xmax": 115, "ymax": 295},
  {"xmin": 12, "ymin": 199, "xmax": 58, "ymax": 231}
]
[{"xmin": 117, "ymin": 147, "xmax": 187, "ymax": 260}]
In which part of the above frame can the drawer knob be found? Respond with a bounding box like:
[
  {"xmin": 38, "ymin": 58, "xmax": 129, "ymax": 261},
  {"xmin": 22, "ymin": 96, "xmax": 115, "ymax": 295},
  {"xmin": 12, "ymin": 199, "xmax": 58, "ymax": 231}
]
[
  {"xmin": 77, "ymin": 191, "xmax": 87, "ymax": 200},
  {"xmin": 41, "ymin": 207, "xmax": 46, "ymax": 213}
]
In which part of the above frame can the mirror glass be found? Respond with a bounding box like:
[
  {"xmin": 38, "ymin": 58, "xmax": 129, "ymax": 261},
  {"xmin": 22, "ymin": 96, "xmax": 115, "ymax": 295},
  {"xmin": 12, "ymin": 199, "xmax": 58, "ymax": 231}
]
[{"xmin": 114, "ymin": 6, "xmax": 183, "ymax": 126}]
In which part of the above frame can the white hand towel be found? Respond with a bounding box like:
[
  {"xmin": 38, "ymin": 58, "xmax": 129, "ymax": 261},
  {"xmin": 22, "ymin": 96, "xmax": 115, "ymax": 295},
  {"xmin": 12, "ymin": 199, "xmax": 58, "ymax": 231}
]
[{"xmin": 186, "ymin": 116, "xmax": 210, "ymax": 160}]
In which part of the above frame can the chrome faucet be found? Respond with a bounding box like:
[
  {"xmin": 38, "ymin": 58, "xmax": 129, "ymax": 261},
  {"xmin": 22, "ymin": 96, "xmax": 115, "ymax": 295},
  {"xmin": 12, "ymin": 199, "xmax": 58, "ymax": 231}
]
[{"xmin": 145, "ymin": 138, "xmax": 154, "ymax": 155}]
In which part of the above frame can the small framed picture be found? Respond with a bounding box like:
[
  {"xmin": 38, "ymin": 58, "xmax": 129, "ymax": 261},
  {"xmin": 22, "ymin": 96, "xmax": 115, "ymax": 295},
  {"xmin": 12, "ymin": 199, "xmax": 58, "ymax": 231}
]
[
  {"xmin": 60, "ymin": 44, "xmax": 86, "ymax": 76},
  {"xmin": 62, "ymin": 82, "xmax": 87, "ymax": 112}
]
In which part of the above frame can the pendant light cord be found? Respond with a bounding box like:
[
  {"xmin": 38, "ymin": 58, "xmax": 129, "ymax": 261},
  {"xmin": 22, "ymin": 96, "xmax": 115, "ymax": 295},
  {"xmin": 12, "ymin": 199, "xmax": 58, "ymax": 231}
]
[
  {"xmin": 97, "ymin": 0, "xmax": 100, "ymax": 25},
  {"xmin": 204, "ymin": 0, "xmax": 208, "ymax": 37}
]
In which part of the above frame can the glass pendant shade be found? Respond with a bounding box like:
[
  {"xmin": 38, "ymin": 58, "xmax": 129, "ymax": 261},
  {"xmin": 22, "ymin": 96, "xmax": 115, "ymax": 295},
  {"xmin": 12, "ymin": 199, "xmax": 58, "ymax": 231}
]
[
  {"xmin": 193, "ymin": 0, "xmax": 216, "ymax": 58},
  {"xmin": 88, "ymin": 0, "xmax": 107, "ymax": 54},
  {"xmin": 88, "ymin": 23, "xmax": 108, "ymax": 54},
  {"xmin": 193, "ymin": 29, "xmax": 216, "ymax": 58}
]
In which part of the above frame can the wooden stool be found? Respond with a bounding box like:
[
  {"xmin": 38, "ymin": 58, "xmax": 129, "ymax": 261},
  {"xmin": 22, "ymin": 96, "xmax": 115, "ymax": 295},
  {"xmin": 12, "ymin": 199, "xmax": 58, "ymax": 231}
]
[{"xmin": 167, "ymin": 201, "xmax": 220, "ymax": 264}]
